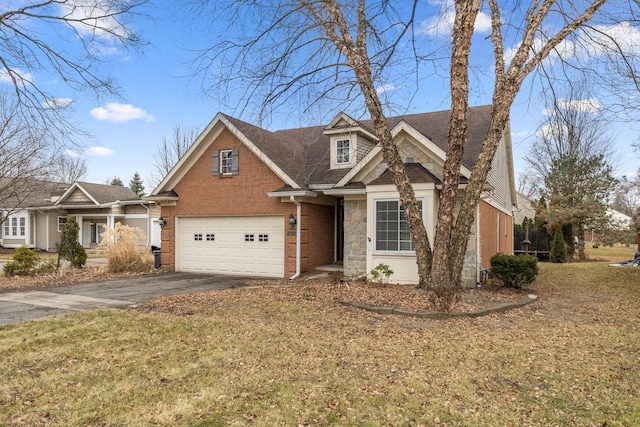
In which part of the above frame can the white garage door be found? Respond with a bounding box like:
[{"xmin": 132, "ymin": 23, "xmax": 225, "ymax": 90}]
[{"xmin": 177, "ymin": 216, "xmax": 284, "ymax": 277}]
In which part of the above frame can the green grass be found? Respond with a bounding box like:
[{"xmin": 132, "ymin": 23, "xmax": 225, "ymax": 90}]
[{"xmin": 1, "ymin": 246, "xmax": 639, "ymax": 426}]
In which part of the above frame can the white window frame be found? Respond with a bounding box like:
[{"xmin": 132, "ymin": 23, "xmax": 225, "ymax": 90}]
[
  {"xmin": 374, "ymin": 198, "xmax": 424, "ymax": 253},
  {"xmin": 336, "ymin": 139, "xmax": 350, "ymax": 164},
  {"xmin": 11, "ymin": 217, "xmax": 18, "ymax": 237},
  {"xmin": 220, "ymin": 149, "xmax": 234, "ymax": 175},
  {"xmin": 19, "ymin": 217, "xmax": 25, "ymax": 236},
  {"xmin": 57, "ymin": 216, "xmax": 68, "ymax": 232}
]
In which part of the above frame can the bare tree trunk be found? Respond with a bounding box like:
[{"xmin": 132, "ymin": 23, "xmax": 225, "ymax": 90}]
[
  {"xmin": 306, "ymin": 0, "xmax": 433, "ymax": 286},
  {"xmin": 427, "ymin": 0, "xmax": 480, "ymax": 309}
]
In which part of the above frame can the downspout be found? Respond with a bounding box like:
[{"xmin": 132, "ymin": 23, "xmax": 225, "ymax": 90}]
[
  {"xmin": 476, "ymin": 204, "xmax": 482, "ymax": 285},
  {"xmin": 290, "ymin": 195, "xmax": 301, "ymax": 279}
]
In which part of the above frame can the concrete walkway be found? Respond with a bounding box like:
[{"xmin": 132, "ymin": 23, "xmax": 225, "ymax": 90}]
[{"xmin": 0, "ymin": 272, "xmax": 250, "ymax": 326}]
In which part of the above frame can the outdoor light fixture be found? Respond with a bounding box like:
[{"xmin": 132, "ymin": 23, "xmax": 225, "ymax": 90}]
[
  {"xmin": 288, "ymin": 213, "xmax": 296, "ymax": 227},
  {"xmin": 158, "ymin": 217, "xmax": 167, "ymax": 228}
]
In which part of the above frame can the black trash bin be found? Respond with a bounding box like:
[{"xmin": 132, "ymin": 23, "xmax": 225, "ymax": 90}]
[{"xmin": 152, "ymin": 249, "xmax": 161, "ymax": 268}]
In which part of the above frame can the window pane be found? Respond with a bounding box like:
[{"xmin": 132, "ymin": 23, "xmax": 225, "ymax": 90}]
[{"xmin": 375, "ymin": 199, "xmax": 423, "ymax": 252}]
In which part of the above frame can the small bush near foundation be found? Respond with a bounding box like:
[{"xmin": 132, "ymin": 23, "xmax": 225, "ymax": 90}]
[
  {"xmin": 98, "ymin": 223, "xmax": 153, "ymax": 273},
  {"xmin": 490, "ymin": 253, "xmax": 538, "ymax": 289},
  {"xmin": 3, "ymin": 246, "xmax": 58, "ymax": 276},
  {"xmin": 369, "ymin": 263, "xmax": 394, "ymax": 285}
]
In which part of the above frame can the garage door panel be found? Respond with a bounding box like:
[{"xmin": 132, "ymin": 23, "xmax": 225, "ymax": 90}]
[{"xmin": 177, "ymin": 216, "xmax": 284, "ymax": 277}]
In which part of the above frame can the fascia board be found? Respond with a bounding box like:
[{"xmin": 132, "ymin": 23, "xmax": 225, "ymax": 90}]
[
  {"xmin": 152, "ymin": 113, "xmax": 300, "ymax": 194},
  {"xmin": 503, "ymin": 121, "xmax": 517, "ymax": 208},
  {"xmin": 267, "ymin": 190, "xmax": 316, "ymax": 198},
  {"xmin": 323, "ymin": 188, "xmax": 367, "ymax": 196},
  {"xmin": 335, "ymin": 145, "xmax": 383, "ymax": 187},
  {"xmin": 220, "ymin": 116, "xmax": 299, "ymax": 189},
  {"xmin": 152, "ymin": 113, "xmax": 226, "ymax": 194},
  {"xmin": 55, "ymin": 182, "xmax": 99, "ymax": 206}
]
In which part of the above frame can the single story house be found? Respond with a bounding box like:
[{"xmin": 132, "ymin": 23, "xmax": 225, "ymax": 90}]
[
  {"xmin": 147, "ymin": 106, "xmax": 516, "ymax": 287},
  {"xmin": 0, "ymin": 180, "xmax": 161, "ymax": 251}
]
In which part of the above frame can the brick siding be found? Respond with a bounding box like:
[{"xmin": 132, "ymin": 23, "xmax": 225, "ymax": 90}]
[
  {"xmin": 159, "ymin": 128, "xmax": 334, "ymax": 276},
  {"xmin": 479, "ymin": 200, "xmax": 513, "ymax": 269}
]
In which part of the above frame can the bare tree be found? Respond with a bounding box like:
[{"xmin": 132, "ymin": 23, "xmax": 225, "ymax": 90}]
[
  {"xmin": 150, "ymin": 125, "xmax": 200, "ymax": 189},
  {"xmin": 0, "ymin": 95, "xmax": 55, "ymax": 223},
  {"xmin": 51, "ymin": 155, "xmax": 88, "ymax": 184},
  {"xmin": 0, "ymin": 0, "xmax": 147, "ymax": 146},
  {"xmin": 189, "ymin": 0, "xmax": 639, "ymax": 309}
]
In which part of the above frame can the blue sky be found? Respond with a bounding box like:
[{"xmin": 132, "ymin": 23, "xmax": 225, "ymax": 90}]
[{"xmin": 6, "ymin": 1, "xmax": 639, "ymax": 192}]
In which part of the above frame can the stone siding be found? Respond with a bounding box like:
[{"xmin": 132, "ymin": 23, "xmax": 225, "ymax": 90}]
[{"xmin": 343, "ymin": 198, "xmax": 367, "ymax": 277}]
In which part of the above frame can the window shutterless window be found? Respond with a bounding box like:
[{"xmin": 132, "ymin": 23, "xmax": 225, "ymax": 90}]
[
  {"xmin": 19, "ymin": 217, "xmax": 25, "ymax": 236},
  {"xmin": 58, "ymin": 217, "xmax": 67, "ymax": 232},
  {"xmin": 11, "ymin": 217, "xmax": 17, "ymax": 236},
  {"xmin": 375, "ymin": 200, "xmax": 423, "ymax": 252},
  {"xmin": 336, "ymin": 139, "xmax": 350, "ymax": 163}
]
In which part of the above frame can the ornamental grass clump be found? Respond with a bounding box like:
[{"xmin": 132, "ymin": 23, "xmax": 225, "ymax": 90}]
[
  {"xmin": 98, "ymin": 223, "xmax": 153, "ymax": 273},
  {"xmin": 490, "ymin": 253, "xmax": 538, "ymax": 289}
]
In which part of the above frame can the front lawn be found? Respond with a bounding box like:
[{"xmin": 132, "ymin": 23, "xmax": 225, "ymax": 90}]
[{"xmin": 0, "ymin": 246, "xmax": 639, "ymax": 426}]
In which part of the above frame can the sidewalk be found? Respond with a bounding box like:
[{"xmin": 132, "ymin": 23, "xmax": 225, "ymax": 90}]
[{"xmin": 0, "ymin": 272, "xmax": 249, "ymax": 325}]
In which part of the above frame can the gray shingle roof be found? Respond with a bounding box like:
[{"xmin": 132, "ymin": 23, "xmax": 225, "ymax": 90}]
[
  {"xmin": 0, "ymin": 178, "xmax": 68, "ymax": 209},
  {"xmin": 223, "ymin": 106, "xmax": 492, "ymax": 189},
  {"xmin": 73, "ymin": 182, "xmax": 140, "ymax": 204}
]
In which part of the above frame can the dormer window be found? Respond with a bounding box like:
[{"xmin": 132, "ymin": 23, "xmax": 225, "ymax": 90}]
[{"xmin": 336, "ymin": 139, "xmax": 351, "ymax": 164}]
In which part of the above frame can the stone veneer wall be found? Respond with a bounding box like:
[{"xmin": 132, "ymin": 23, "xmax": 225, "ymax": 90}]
[
  {"xmin": 461, "ymin": 228, "xmax": 478, "ymax": 288},
  {"xmin": 343, "ymin": 198, "xmax": 368, "ymax": 278}
]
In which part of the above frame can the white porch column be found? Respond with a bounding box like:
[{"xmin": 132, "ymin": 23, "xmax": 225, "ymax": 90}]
[{"xmin": 77, "ymin": 215, "xmax": 83, "ymax": 245}]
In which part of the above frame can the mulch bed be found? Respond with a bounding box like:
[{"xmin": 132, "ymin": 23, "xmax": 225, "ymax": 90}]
[{"xmin": 1, "ymin": 263, "xmax": 530, "ymax": 315}]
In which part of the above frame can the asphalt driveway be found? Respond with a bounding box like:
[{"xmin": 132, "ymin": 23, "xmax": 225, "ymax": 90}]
[{"xmin": 0, "ymin": 272, "xmax": 251, "ymax": 326}]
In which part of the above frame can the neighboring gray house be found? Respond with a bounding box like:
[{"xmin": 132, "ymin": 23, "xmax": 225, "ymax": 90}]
[{"xmin": 1, "ymin": 181, "xmax": 160, "ymax": 251}]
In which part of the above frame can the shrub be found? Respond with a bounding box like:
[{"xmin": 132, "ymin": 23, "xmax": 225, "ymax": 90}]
[
  {"xmin": 550, "ymin": 228, "xmax": 567, "ymax": 263},
  {"xmin": 58, "ymin": 216, "xmax": 87, "ymax": 268},
  {"xmin": 490, "ymin": 253, "xmax": 538, "ymax": 289},
  {"xmin": 3, "ymin": 246, "xmax": 39, "ymax": 276},
  {"xmin": 98, "ymin": 223, "xmax": 153, "ymax": 273},
  {"xmin": 369, "ymin": 263, "xmax": 394, "ymax": 285}
]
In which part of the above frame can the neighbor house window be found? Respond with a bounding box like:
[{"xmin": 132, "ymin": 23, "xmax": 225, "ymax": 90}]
[
  {"xmin": 19, "ymin": 217, "xmax": 25, "ymax": 236},
  {"xmin": 11, "ymin": 217, "xmax": 17, "ymax": 236},
  {"xmin": 336, "ymin": 139, "xmax": 350, "ymax": 164},
  {"xmin": 58, "ymin": 217, "xmax": 67, "ymax": 232},
  {"xmin": 3, "ymin": 220, "xmax": 8, "ymax": 237},
  {"xmin": 375, "ymin": 200, "xmax": 423, "ymax": 251},
  {"xmin": 212, "ymin": 148, "xmax": 239, "ymax": 176}
]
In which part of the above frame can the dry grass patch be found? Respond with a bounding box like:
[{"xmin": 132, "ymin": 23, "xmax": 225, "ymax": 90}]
[{"xmin": 1, "ymin": 245, "xmax": 639, "ymax": 426}]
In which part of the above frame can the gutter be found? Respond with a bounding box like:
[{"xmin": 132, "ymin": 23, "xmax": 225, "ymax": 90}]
[{"xmin": 289, "ymin": 195, "xmax": 301, "ymax": 280}]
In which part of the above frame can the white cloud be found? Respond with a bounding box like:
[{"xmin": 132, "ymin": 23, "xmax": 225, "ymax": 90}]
[
  {"xmin": 44, "ymin": 97, "xmax": 74, "ymax": 109},
  {"xmin": 0, "ymin": 67, "xmax": 34, "ymax": 84},
  {"xmin": 376, "ymin": 83, "xmax": 399, "ymax": 95},
  {"xmin": 511, "ymin": 130, "xmax": 530, "ymax": 138},
  {"xmin": 86, "ymin": 146, "xmax": 115, "ymax": 157},
  {"xmin": 65, "ymin": 149, "xmax": 81, "ymax": 158},
  {"xmin": 58, "ymin": 0, "xmax": 130, "ymax": 41},
  {"xmin": 90, "ymin": 102, "xmax": 155, "ymax": 123},
  {"xmin": 505, "ymin": 21, "xmax": 640, "ymax": 65},
  {"xmin": 419, "ymin": 0, "xmax": 491, "ymax": 37},
  {"xmin": 542, "ymin": 98, "xmax": 603, "ymax": 116}
]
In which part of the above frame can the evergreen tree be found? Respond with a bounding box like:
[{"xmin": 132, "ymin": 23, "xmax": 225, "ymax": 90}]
[
  {"xmin": 128, "ymin": 172, "xmax": 145, "ymax": 198},
  {"xmin": 57, "ymin": 216, "xmax": 87, "ymax": 268},
  {"xmin": 109, "ymin": 177, "xmax": 124, "ymax": 186},
  {"xmin": 550, "ymin": 229, "xmax": 567, "ymax": 263}
]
